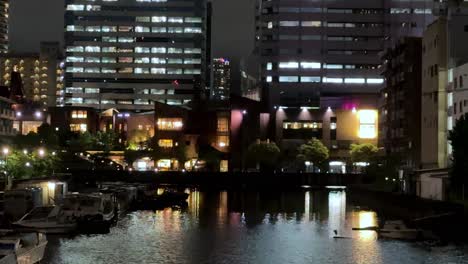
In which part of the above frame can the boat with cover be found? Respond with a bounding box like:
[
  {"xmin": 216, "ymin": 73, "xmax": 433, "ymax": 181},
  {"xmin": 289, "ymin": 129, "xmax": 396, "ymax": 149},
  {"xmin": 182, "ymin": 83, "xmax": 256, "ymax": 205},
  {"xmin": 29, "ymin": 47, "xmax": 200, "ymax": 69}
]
[{"xmin": 0, "ymin": 230, "xmax": 47, "ymax": 264}]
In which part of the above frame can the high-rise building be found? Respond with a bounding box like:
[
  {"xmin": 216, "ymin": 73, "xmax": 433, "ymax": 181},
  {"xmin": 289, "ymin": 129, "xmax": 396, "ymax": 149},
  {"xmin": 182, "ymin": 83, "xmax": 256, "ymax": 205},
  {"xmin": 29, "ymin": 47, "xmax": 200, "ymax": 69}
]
[
  {"xmin": 211, "ymin": 58, "xmax": 230, "ymax": 100},
  {"xmin": 421, "ymin": 2, "xmax": 468, "ymax": 170},
  {"xmin": 0, "ymin": 42, "xmax": 64, "ymax": 107},
  {"xmin": 0, "ymin": 0, "xmax": 8, "ymax": 53},
  {"xmin": 254, "ymin": 0, "xmax": 437, "ymax": 107},
  {"xmin": 380, "ymin": 37, "xmax": 422, "ymax": 170},
  {"xmin": 64, "ymin": 0, "xmax": 210, "ymax": 111}
]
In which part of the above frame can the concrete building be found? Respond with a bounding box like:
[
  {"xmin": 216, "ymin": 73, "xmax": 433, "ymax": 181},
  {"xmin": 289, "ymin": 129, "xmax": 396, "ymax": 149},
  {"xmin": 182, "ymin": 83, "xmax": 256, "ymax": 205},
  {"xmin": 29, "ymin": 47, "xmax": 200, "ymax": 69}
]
[
  {"xmin": 0, "ymin": 0, "xmax": 7, "ymax": 53},
  {"xmin": 274, "ymin": 95, "xmax": 379, "ymax": 172},
  {"xmin": 380, "ymin": 37, "xmax": 422, "ymax": 171},
  {"xmin": 421, "ymin": 3, "xmax": 468, "ymax": 170},
  {"xmin": 64, "ymin": 0, "xmax": 211, "ymax": 110},
  {"xmin": 49, "ymin": 106, "xmax": 99, "ymax": 134},
  {"xmin": 211, "ymin": 58, "xmax": 231, "ymax": 100},
  {"xmin": 0, "ymin": 42, "xmax": 64, "ymax": 107},
  {"xmin": 254, "ymin": 0, "xmax": 437, "ymax": 107},
  {"xmin": 0, "ymin": 94, "xmax": 14, "ymax": 137}
]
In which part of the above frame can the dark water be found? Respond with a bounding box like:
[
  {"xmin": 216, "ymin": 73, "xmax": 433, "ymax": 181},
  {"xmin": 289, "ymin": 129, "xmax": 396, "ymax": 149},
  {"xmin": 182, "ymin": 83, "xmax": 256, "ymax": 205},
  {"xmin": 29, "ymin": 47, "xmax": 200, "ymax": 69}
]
[{"xmin": 43, "ymin": 189, "xmax": 468, "ymax": 264}]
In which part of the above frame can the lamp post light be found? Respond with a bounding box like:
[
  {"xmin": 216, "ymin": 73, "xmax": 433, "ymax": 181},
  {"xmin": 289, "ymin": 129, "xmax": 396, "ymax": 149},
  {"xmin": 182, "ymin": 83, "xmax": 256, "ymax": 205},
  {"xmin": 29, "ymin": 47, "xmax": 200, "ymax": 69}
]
[
  {"xmin": 2, "ymin": 147, "xmax": 10, "ymax": 190},
  {"xmin": 38, "ymin": 148, "xmax": 46, "ymax": 157}
]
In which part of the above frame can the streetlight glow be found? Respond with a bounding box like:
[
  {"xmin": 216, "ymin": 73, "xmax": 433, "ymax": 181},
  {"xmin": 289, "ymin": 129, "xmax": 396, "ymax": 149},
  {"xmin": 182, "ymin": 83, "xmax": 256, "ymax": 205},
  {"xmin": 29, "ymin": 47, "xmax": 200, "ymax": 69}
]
[
  {"xmin": 2, "ymin": 147, "xmax": 9, "ymax": 155},
  {"xmin": 38, "ymin": 149, "xmax": 46, "ymax": 157}
]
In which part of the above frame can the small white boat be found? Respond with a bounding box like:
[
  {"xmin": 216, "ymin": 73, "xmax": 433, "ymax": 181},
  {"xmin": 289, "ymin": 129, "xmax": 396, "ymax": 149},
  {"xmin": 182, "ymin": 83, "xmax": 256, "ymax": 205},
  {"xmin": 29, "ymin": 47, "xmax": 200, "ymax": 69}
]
[
  {"xmin": 61, "ymin": 192, "xmax": 116, "ymax": 223},
  {"xmin": 0, "ymin": 230, "xmax": 48, "ymax": 264},
  {"xmin": 379, "ymin": 220, "xmax": 421, "ymax": 241},
  {"xmin": 13, "ymin": 207, "xmax": 77, "ymax": 234}
]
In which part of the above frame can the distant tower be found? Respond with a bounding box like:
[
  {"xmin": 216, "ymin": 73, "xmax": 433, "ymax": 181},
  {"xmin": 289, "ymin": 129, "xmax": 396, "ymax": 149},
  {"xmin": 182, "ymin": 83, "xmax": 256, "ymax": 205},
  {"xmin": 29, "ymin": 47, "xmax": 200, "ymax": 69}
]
[{"xmin": 211, "ymin": 58, "xmax": 231, "ymax": 100}]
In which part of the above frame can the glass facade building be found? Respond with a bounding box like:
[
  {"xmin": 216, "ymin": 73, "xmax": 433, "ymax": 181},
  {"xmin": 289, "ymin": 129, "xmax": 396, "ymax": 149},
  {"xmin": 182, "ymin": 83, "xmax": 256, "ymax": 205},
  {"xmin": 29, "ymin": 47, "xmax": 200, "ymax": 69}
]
[
  {"xmin": 255, "ymin": 0, "xmax": 438, "ymax": 106},
  {"xmin": 64, "ymin": 0, "xmax": 209, "ymax": 110}
]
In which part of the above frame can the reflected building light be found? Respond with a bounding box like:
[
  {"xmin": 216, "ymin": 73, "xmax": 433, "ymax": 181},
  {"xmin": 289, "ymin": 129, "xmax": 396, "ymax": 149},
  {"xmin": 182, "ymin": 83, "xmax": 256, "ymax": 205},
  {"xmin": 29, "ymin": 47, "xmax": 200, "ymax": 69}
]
[
  {"xmin": 304, "ymin": 191, "xmax": 310, "ymax": 222},
  {"xmin": 358, "ymin": 211, "xmax": 378, "ymax": 241},
  {"xmin": 328, "ymin": 191, "xmax": 346, "ymax": 237}
]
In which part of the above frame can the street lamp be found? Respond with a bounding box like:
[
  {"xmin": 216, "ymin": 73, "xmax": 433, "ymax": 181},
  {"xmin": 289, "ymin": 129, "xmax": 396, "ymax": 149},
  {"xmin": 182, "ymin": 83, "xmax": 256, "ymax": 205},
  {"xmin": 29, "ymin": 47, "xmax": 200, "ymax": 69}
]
[
  {"xmin": 38, "ymin": 149, "xmax": 46, "ymax": 157},
  {"xmin": 2, "ymin": 147, "xmax": 9, "ymax": 156}
]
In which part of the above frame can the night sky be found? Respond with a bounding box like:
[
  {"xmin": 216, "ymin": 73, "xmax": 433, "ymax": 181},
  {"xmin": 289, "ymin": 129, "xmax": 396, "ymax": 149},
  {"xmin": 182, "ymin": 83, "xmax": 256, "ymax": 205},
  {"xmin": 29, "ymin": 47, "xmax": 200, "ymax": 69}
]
[{"xmin": 9, "ymin": 0, "xmax": 254, "ymax": 62}]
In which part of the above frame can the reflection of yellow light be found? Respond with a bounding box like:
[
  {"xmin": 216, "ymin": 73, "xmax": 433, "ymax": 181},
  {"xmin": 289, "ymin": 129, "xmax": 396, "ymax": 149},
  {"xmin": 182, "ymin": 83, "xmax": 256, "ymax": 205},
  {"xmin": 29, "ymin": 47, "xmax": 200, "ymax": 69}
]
[
  {"xmin": 358, "ymin": 211, "xmax": 377, "ymax": 241},
  {"xmin": 157, "ymin": 188, "xmax": 165, "ymax": 195},
  {"xmin": 358, "ymin": 110, "xmax": 377, "ymax": 139}
]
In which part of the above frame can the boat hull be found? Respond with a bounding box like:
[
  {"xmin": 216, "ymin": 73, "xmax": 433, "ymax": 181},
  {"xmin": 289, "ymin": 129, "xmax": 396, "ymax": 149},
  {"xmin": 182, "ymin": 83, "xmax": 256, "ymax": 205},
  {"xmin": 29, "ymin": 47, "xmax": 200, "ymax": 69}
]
[{"xmin": 17, "ymin": 240, "xmax": 48, "ymax": 264}]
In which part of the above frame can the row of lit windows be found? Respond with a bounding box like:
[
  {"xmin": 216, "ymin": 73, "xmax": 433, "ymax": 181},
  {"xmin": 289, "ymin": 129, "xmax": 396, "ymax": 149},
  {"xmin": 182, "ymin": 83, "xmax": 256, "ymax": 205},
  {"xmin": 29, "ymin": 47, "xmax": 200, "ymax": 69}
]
[
  {"xmin": 71, "ymin": 110, "xmax": 87, "ymax": 119},
  {"xmin": 157, "ymin": 118, "xmax": 183, "ymax": 131},
  {"xmin": 268, "ymin": 62, "xmax": 379, "ymax": 70},
  {"xmin": 65, "ymin": 87, "xmax": 176, "ymax": 95},
  {"xmin": 66, "ymin": 67, "xmax": 201, "ymax": 74},
  {"xmin": 273, "ymin": 21, "xmax": 385, "ymax": 28},
  {"xmin": 66, "ymin": 25, "xmax": 202, "ymax": 34},
  {"xmin": 283, "ymin": 122, "xmax": 322, "ymax": 130},
  {"xmin": 262, "ymin": 7, "xmax": 432, "ymax": 15},
  {"xmin": 66, "ymin": 56, "xmax": 201, "ymax": 64},
  {"xmin": 266, "ymin": 76, "xmax": 384, "ymax": 84},
  {"xmin": 66, "ymin": 46, "xmax": 202, "ymax": 54},
  {"xmin": 65, "ymin": 98, "xmax": 190, "ymax": 106}
]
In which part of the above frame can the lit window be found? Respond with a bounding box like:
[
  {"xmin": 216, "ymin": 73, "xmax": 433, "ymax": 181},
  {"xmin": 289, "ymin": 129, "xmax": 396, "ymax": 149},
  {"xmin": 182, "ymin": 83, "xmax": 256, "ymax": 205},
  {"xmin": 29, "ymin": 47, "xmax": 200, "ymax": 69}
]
[
  {"xmin": 157, "ymin": 118, "xmax": 183, "ymax": 131},
  {"xmin": 344, "ymin": 78, "xmax": 365, "ymax": 84},
  {"xmin": 168, "ymin": 17, "xmax": 183, "ymax": 23},
  {"xmin": 266, "ymin": 76, "xmax": 272, "ymax": 82},
  {"xmin": 217, "ymin": 136, "xmax": 229, "ymax": 147},
  {"xmin": 135, "ymin": 47, "xmax": 150, "ymax": 53},
  {"xmin": 279, "ymin": 21, "xmax": 299, "ymax": 27},
  {"xmin": 66, "ymin": 4, "xmax": 84, "ymax": 11},
  {"xmin": 185, "ymin": 17, "xmax": 202, "ymax": 23},
  {"xmin": 152, "ymin": 16, "xmax": 167, "ymax": 23},
  {"xmin": 323, "ymin": 77, "xmax": 343, "ymax": 83},
  {"xmin": 217, "ymin": 117, "xmax": 229, "ymax": 132},
  {"xmin": 301, "ymin": 76, "xmax": 321, "ymax": 83},
  {"xmin": 358, "ymin": 110, "xmax": 377, "ymax": 139},
  {"xmin": 301, "ymin": 21, "xmax": 321, "ymax": 27},
  {"xmin": 300, "ymin": 62, "xmax": 321, "ymax": 69},
  {"xmin": 266, "ymin": 62, "xmax": 272, "ymax": 70},
  {"xmin": 71, "ymin": 110, "xmax": 87, "ymax": 119},
  {"xmin": 70, "ymin": 123, "xmax": 87, "ymax": 132},
  {"xmin": 279, "ymin": 76, "xmax": 299, "ymax": 82},
  {"xmin": 367, "ymin": 78, "xmax": 384, "ymax": 84},
  {"xmin": 279, "ymin": 62, "xmax": 299, "ymax": 69},
  {"xmin": 158, "ymin": 139, "xmax": 174, "ymax": 148},
  {"xmin": 220, "ymin": 160, "xmax": 228, "ymax": 172}
]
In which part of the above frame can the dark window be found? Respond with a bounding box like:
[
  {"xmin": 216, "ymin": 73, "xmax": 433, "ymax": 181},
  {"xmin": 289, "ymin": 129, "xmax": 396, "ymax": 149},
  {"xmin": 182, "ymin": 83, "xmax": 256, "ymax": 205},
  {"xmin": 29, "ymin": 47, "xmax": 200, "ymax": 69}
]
[
  {"xmin": 460, "ymin": 76, "xmax": 463, "ymax": 88},
  {"xmin": 185, "ymin": 141, "xmax": 190, "ymax": 146},
  {"xmin": 460, "ymin": 102, "xmax": 463, "ymax": 113},
  {"xmin": 464, "ymin": 25, "xmax": 468, "ymax": 32},
  {"xmin": 454, "ymin": 102, "xmax": 457, "ymax": 114}
]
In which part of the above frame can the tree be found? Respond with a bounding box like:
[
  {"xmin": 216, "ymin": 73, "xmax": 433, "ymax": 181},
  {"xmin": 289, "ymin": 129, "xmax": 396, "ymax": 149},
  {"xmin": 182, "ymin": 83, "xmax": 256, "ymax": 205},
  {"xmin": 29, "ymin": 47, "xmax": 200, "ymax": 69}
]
[
  {"xmin": 349, "ymin": 143, "xmax": 379, "ymax": 164},
  {"xmin": 449, "ymin": 113, "xmax": 468, "ymax": 188},
  {"xmin": 95, "ymin": 131, "xmax": 119, "ymax": 153},
  {"xmin": 2, "ymin": 150, "xmax": 61, "ymax": 180},
  {"xmin": 37, "ymin": 123, "xmax": 59, "ymax": 147},
  {"xmin": 297, "ymin": 138, "xmax": 329, "ymax": 172},
  {"xmin": 246, "ymin": 141, "xmax": 281, "ymax": 172},
  {"xmin": 68, "ymin": 132, "xmax": 94, "ymax": 152}
]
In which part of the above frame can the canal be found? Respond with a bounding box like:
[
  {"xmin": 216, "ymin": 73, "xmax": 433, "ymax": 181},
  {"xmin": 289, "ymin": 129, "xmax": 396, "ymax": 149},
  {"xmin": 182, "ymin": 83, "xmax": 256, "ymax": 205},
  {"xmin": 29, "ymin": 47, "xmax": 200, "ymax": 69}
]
[{"xmin": 43, "ymin": 189, "xmax": 468, "ymax": 264}]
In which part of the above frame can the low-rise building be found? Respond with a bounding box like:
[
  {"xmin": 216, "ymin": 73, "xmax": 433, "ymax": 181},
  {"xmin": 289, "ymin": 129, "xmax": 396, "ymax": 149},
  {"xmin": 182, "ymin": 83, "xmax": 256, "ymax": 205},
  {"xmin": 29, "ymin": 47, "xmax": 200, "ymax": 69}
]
[{"xmin": 274, "ymin": 95, "xmax": 379, "ymax": 172}]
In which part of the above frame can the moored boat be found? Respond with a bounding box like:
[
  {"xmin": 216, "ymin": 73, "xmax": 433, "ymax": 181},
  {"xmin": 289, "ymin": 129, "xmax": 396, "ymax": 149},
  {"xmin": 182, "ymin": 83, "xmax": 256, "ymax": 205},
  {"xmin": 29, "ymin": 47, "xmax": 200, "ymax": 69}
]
[
  {"xmin": 0, "ymin": 230, "xmax": 47, "ymax": 264},
  {"xmin": 13, "ymin": 207, "xmax": 76, "ymax": 234},
  {"xmin": 378, "ymin": 220, "xmax": 421, "ymax": 241}
]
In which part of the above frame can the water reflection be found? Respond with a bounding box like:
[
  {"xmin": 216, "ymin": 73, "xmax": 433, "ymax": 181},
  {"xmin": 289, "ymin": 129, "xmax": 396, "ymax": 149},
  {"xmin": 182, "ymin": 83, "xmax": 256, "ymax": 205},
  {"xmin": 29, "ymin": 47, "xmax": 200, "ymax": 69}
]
[{"xmin": 44, "ymin": 189, "xmax": 465, "ymax": 264}]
